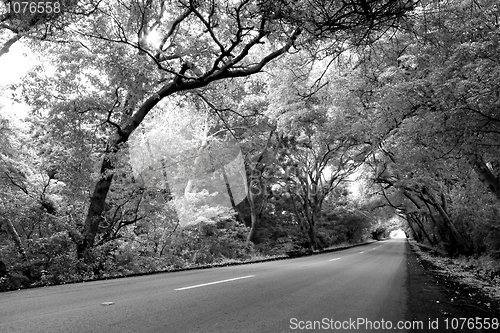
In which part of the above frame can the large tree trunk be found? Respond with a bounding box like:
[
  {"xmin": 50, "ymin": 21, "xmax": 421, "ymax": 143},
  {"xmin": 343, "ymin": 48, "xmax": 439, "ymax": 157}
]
[
  {"xmin": 1, "ymin": 217, "xmax": 27, "ymax": 261},
  {"xmin": 432, "ymin": 199, "xmax": 470, "ymax": 255},
  {"xmin": 412, "ymin": 213, "xmax": 435, "ymax": 246},
  {"xmin": 246, "ymin": 193, "xmax": 258, "ymax": 244},
  {"xmin": 306, "ymin": 200, "xmax": 322, "ymax": 250},
  {"xmin": 468, "ymin": 153, "xmax": 500, "ymax": 201},
  {"xmin": 308, "ymin": 218, "xmax": 318, "ymax": 250},
  {"xmin": 79, "ymin": 168, "xmax": 113, "ymax": 259},
  {"xmin": 405, "ymin": 216, "xmax": 421, "ymax": 242},
  {"xmin": 222, "ymin": 167, "xmax": 246, "ymax": 225},
  {"xmin": 245, "ymin": 130, "xmax": 276, "ymax": 244},
  {"xmin": 246, "ymin": 187, "xmax": 268, "ymax": 244},
  {"xmin": 246, "ymin": 170, "xmax": 265, "ymax": 244},
  {"xmin": 420, "ymin": 189, "xmax": 472, "ymax": 255},
  {"xmin": 422, "ymin": 200, "xmax": 448, "ymax": 246}
]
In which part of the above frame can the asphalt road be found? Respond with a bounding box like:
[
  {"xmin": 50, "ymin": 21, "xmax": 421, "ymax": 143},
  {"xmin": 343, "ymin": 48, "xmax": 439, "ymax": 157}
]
[{"xmin": 0, "ymin": 239, "xmax": 409, "ymax": 333}]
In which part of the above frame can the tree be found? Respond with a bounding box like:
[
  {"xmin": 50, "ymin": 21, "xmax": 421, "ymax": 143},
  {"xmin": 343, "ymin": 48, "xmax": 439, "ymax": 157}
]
[
  {"xmin": 70, "ymin": 0, "xmax": 303, "ymax": 258},
  {"xmin": 265, "ymin": 58, "xmax": 373, "ymax": 249},
  {"xmin": 334, "ymin": 0, "xmax": 500, "ymax": 256},
  {"xmin": 16, "ymin": 0, "xmax": 415, "ymax": 260},
  {"xmin": 0, "ymin": 111, "xmax": 30, "ymax": 261},
  {"xmin": 0, "ymin": 0, "xmax": 99, "ymax": 57},
  {"xmin": 189, "ymin": 75, "xmax": 280, "ymax": 243}
]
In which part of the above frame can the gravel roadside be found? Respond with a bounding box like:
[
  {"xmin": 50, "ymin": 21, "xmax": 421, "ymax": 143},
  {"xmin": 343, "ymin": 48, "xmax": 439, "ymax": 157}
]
[{"xmin": 406, "ymin": 241, "xmax": 500, "ymax": 332}]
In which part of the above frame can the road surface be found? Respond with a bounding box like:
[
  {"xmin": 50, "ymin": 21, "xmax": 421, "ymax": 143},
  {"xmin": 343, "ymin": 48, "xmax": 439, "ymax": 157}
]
[{"xmin": 0, "ymin": 239, "xmax": 409, "ymax": 332}]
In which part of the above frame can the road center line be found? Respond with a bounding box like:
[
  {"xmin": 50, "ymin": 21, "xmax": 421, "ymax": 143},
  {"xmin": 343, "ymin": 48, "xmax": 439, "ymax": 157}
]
[
  {"xmin": 175, "ymin": 275, "xmax": 255, "ymax": 291},
  {"xmin": 359, "ymin": 251, "xmax": 364, "ymax": 254},
  {"xmin": 329, "ymin": 258, "xmax": 341, "ymax": 261}
]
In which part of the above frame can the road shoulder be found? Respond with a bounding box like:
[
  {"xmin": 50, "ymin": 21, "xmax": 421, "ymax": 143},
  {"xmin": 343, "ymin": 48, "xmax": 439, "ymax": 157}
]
[{"xmin": 406, "ymin": 241, "xmax": 500, "ymax": 332}]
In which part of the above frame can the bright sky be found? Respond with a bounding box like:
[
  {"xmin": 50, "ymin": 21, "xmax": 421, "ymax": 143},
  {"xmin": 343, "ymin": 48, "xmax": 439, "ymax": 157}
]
[
  {"xmin": 390, "ymin": 229, "xmax": 407, "ymax": 238},
  {"xmin": 0, "ymin": 41, "xmax": 36, "ymax": 121},
  {"xmin": 0, "ymin": 41, "xmax": 35, "ymax": 85}
]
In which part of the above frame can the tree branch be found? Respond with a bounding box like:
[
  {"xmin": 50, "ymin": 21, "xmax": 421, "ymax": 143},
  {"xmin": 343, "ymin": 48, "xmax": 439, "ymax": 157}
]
[{"xmin": 0, "ymin": 33, "xmax": 22, "ymax": 58}]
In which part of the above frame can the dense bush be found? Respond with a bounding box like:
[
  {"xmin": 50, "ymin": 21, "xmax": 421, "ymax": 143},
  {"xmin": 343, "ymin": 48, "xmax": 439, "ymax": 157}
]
[
  {"xmin": 170, "ymin": 219, "xmax": 253, "ymax": 265},
  {"xmin": 0, "ymin": 213, "xmax": 256, "ymax": 291},
  {"xmin": 0, "ymin": 232, "xmax": 83, "ymax": 291},
  {"xmin": 448, "ymin": 175, "xmax": 500, "ymax": 256},
  {"xmin": 321, "ymin": 209, "xmax": 373, "ymax": 246}
]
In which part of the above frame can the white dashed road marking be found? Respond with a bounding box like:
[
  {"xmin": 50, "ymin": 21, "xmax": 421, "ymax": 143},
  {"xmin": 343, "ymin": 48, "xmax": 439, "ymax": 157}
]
[{"xmin": 175, "ymin": 275, "xmax": 255, "ymax": 291}]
